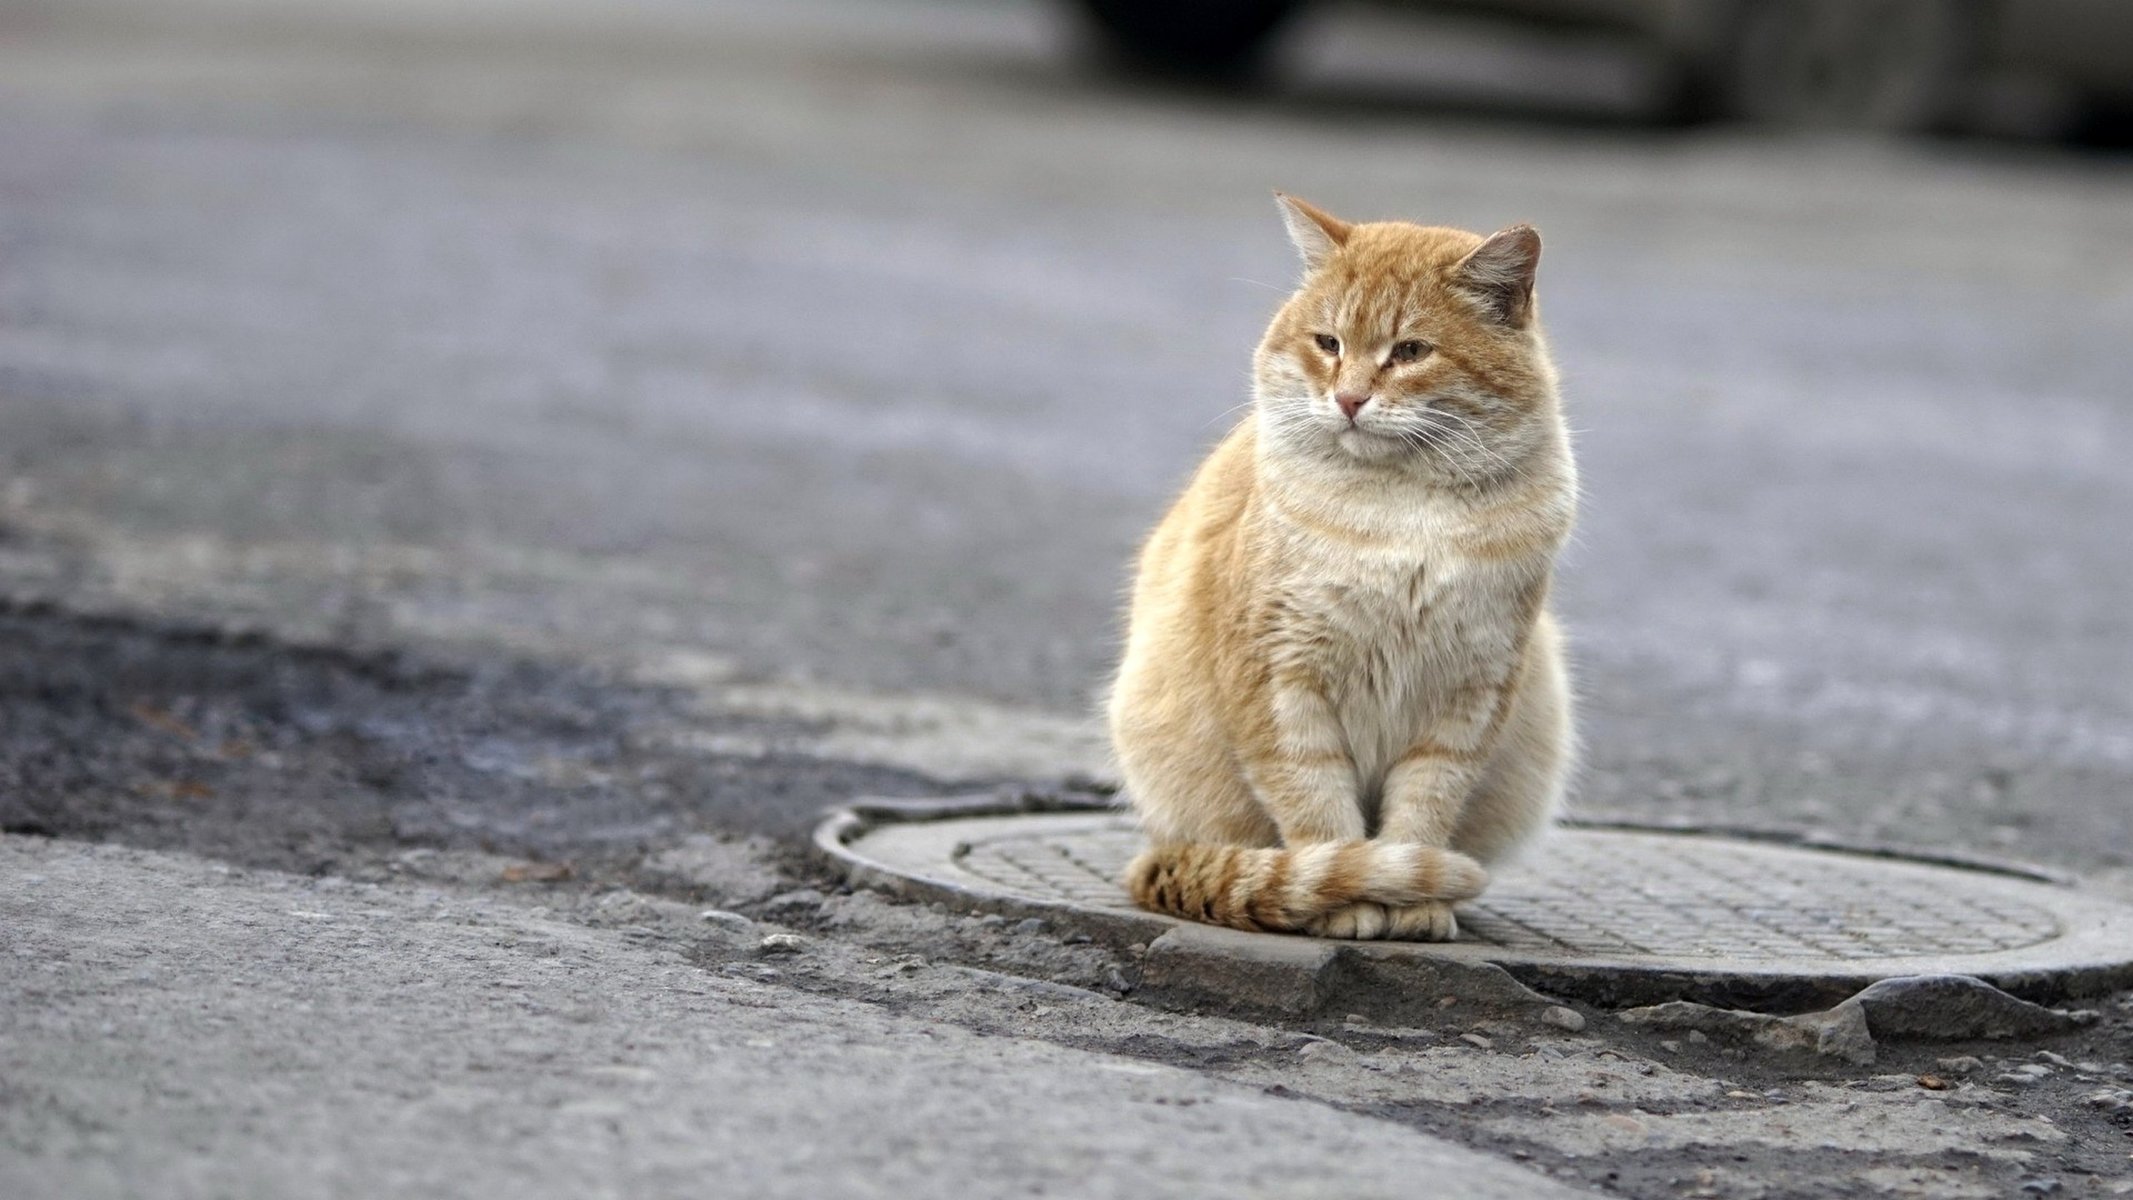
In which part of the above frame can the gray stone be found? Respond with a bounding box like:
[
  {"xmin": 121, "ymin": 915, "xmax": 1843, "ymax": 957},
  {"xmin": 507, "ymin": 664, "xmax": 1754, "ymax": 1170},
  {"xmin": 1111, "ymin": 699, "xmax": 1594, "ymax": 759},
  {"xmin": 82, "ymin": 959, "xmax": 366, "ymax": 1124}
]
[
  {"xmin": 759, "ymin": 889, "xmax": 827, "ymax": 917},
  {"xmin": 1540, "ymin": 1006, "xmax": 1587, "ymax": 1033},
  {"xmin": 1617, "ymin": 999, "xmax": 1876, "ymax": 1066},
  {"xmin": 1843, "ymin": 975, "xmax": 2098, "ymax": 1041},
  {"xmin": 1806, "ymin": 1002, "xmax": 1877, "ymax": 1066},
  {"xmin": 1619, "ymin": 974, "xmax": 2098, "ymax": 1068},
  {"xmin": 756, "ymin": 933, "xmax": 808, "ymax": 956},
  {"xmin": 2083, "ymin": 1089, "xmax": 2133, "ymax": 1115},
  {"xmin": 1337, "ymin": 945, "xmax": 1555, "ymax": 1021},
  {"xmin": 1139, "ymin": 924, "xmax": 1339, "ymax": 1017},
  {"xmin": 697, "ymin": 909, "xmax": 753, "ymax": 934},
  {"xmin": 1297, "ymin": 1040, "xmax": 1358, "ymax": 1064}
]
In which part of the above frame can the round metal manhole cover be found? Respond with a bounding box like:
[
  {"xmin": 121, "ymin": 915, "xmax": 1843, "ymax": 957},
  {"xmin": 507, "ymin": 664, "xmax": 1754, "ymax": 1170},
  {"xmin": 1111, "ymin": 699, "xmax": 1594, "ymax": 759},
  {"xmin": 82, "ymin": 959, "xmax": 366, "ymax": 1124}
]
[{"xmin": 820, "ymin": 801, "xmax": 2133, "ymax": 1005}]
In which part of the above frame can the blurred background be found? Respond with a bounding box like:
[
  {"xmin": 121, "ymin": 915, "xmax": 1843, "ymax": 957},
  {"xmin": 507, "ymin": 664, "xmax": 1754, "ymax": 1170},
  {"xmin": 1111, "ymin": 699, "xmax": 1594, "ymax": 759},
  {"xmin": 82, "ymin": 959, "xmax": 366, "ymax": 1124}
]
[{"xmin": 1, "ymin": 0, "xmax": 2128, "ymax": 879}]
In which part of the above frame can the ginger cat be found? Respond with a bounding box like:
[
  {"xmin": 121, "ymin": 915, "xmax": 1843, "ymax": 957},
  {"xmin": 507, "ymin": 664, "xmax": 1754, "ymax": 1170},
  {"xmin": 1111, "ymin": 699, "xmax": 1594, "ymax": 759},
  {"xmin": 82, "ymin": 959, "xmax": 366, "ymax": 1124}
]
[{"xmin": 1109, "ymin": 195, "xmax": 1576, "ymax": 942}]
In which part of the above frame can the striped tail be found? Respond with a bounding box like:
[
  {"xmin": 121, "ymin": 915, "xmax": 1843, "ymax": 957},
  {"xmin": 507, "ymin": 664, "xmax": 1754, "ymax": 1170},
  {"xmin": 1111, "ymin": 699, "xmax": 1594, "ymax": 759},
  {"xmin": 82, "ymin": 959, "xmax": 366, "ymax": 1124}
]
[{"xmin": 1124, "ymin": 841, "xmax": 1488, "ymax": 933}]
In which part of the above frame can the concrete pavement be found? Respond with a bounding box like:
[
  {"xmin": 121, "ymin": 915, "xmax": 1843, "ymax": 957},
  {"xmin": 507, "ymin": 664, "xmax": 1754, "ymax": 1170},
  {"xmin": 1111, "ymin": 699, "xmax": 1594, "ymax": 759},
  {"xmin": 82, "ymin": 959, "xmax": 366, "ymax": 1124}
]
[{"xmin": 1, "ymin": 835, "xmax": 1600, "ymax": 1200}]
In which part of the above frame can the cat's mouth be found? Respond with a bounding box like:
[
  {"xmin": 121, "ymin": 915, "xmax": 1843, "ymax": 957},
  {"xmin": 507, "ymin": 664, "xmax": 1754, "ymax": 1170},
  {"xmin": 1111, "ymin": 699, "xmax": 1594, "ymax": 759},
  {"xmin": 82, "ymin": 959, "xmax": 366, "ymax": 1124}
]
[{"xmin": 1334, "ymin": 425, "xmax": 1410, "ymax": 460}]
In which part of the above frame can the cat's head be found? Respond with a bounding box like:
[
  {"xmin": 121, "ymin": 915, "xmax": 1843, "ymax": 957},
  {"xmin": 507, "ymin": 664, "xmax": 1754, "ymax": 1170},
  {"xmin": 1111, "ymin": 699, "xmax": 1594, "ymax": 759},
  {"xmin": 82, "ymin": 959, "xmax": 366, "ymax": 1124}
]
[{"xmin": 1253, "ymin": 194, "xmax": 1560, "ymax": 481}]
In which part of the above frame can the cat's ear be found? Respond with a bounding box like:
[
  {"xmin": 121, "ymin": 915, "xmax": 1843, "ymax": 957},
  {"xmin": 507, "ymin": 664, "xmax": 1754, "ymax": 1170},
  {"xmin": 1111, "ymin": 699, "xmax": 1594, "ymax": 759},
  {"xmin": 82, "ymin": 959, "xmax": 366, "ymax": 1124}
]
[
  {"xmin": 1275, "ymin": 193, "xmax": 1351, "ymax": 272},
  {"xmin": 1454, "ymin": 224, "xmax": 1541, "ymax": 327}
]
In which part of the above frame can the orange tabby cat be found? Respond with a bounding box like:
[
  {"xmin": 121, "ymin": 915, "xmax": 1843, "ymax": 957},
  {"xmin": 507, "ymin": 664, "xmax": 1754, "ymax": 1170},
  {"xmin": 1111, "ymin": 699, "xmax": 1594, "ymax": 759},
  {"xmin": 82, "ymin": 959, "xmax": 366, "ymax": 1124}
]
[{"xmin": 1109, "ymin": 195, "xmax": 1576, "ymax": 942}]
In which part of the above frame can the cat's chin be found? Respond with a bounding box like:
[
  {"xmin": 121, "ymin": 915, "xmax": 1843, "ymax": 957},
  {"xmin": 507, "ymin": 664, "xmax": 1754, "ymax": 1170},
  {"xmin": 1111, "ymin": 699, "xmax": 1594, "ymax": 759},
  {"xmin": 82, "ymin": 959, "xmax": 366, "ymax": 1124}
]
[{"xmin": 1333, "ymin": 427, "xmax": 1410, "ymax": 462}]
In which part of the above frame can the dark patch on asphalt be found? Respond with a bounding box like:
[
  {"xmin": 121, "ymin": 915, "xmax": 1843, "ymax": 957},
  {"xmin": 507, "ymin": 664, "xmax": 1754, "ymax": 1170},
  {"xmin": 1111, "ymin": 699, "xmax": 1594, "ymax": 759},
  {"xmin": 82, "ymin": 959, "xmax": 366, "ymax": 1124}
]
[{"xmin": 0, "ymin": 600, "xmax": 951, "ymax": 874}]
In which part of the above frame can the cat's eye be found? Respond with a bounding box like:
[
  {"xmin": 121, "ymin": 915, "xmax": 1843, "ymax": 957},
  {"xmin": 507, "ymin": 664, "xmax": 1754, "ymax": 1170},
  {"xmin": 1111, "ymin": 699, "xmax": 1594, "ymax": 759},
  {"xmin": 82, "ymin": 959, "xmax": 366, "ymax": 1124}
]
[
  {"xmin": 1389, "ymin": 340, "xmax": 1430, "ymax": 364},
  {"xmin": 1313, "ymin": 334, "xmax": 1340, "ymax": 355}
]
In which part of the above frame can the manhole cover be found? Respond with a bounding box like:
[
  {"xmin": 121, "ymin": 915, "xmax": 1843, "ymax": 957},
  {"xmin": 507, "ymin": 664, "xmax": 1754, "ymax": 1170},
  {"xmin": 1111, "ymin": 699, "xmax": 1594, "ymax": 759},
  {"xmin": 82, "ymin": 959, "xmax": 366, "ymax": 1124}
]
[{"xmin": 819, "ymin": 798, "xmax": 2133, "ymax": 1007}]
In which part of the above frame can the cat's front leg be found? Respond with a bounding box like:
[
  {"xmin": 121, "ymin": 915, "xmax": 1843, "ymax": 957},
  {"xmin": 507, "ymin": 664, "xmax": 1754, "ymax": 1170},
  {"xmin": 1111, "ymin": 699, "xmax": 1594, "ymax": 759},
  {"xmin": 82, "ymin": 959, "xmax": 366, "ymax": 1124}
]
[
  {"xmin": 1238, "ymin": 671, "xmax": 1366, "ymax": 846},
  {"xmin": 1373, "ymin": 703, "xmax": 1503, "ymax": 942},
  {"xmin": 1377, "ymin": 744, "xmax": 1487, "ymax": 848}
]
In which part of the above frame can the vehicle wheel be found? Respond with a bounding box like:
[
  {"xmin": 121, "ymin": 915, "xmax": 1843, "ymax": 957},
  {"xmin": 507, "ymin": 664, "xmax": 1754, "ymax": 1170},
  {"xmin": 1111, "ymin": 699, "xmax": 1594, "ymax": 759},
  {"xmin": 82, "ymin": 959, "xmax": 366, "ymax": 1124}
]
[
  {"xmin": 1665, "ymin": 0, "xmax": 1986, "ymax": 132},
  {"xmin": 1071, "ymin": 0, "xmax": 1303, "ymax": 81}
]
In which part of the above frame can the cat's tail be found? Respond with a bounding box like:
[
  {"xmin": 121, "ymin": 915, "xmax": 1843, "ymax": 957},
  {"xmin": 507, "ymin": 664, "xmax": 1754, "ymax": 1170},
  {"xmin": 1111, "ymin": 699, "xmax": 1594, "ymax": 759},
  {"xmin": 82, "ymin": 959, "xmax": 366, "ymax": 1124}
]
[{"xmin": 1123, "ymin": 841, "xmax": 1487, "ymax": 933}]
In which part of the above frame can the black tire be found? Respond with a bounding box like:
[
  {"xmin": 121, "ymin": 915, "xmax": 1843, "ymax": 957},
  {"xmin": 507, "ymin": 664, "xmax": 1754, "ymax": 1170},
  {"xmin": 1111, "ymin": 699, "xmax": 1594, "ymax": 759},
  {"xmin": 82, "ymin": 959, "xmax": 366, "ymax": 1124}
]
[
  {"xmin": 1071, "ymin": 0, "xmax": 1303, "ymax": 81},
  {"xmin": 1662, "ymin": 0, "xmax": 1988, "ymax": 133}
]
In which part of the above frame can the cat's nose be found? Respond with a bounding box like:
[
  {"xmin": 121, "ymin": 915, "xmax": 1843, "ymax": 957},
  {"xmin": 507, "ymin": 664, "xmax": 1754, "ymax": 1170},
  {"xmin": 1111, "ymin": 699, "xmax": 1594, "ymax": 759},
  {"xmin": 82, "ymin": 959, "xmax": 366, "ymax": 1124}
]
[{"xmin": 1335, "ymin": 392, "xmax": 1372, "ymax": 421}]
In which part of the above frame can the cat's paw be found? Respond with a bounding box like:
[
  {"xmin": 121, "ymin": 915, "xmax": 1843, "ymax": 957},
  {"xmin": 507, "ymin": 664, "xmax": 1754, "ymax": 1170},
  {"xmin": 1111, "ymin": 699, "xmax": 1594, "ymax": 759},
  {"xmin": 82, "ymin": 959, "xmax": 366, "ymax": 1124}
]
[
  {"xmin": 1382, "ymin": 900, "xmax": 1459, "ymax": 942},
  {"xmin": 1304, "ymin": 902, "xmax": 1392, "ymax": 940}
]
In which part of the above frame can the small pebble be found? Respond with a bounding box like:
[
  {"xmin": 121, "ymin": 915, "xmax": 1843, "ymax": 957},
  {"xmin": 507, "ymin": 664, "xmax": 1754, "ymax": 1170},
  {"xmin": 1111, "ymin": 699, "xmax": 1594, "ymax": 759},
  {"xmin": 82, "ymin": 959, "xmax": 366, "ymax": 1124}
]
[
  {"xmin": 2084, "ymin": 1089, "xmax": 2133, "ymax": 1115},
  {"xmin": 757, "ymin": 933, "xmax": 807, "ymax": 956},
  {"xmin": 1685, "ymin": 1030, "xmax": 1709, "ymax": 1045},
  {"xmin": 2034, "ymin": 1050, "xmax": 2074, "ymax": 1068},
  {"xmin": 1460, "ymin": 1033, "xmax": 1494, "ymax": 1050},
  {"xmin": 2018, "ymin": 1179, "xmax": 2062, "ymax": 1196},
  {"xmin": 1540, "ymin": 1006, "xmax": 1586, "ymax": 1033},
  {"xmin": 1937, "ymin": 1056, "xmax": 1984, "ymax": 1076},
  {"xmin": 1298, "ymin": 1040, "xmax": 1357, "ymax": 1063},
  {"xmin": 761, "ymin": 888, "xmax": 825, "ymax": 915},
  {"xmin": 1917, "ymin": 1074, "xmax": 1949, "ymax": 1091},
  {"xmin": 1437, "ymin": 995, "xmax": 1459, "ymax": 1009},
  {"xmin": 1013, "ymin": 918, "xmax": 1048, "ymax": 936}
]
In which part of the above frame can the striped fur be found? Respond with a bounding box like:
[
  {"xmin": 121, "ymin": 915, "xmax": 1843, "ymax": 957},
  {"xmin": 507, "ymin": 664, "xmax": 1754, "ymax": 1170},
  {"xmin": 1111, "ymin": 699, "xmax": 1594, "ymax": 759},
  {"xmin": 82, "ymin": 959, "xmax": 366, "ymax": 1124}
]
[{"xmin": 1124, "ymin": 841, "xmax": 1488, "ymax": 933}]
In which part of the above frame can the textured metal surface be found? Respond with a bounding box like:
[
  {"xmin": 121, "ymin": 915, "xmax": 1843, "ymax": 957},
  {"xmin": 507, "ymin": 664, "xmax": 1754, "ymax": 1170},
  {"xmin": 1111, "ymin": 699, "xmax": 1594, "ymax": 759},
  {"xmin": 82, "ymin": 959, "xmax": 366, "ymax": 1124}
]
[
  {"xmin": 822, "ymin": 802, "xmax": 2133, "ymax": 1003},
  {"xmin": 955, "ymin": 817, "xmax": 2060, "ymax": 961}
]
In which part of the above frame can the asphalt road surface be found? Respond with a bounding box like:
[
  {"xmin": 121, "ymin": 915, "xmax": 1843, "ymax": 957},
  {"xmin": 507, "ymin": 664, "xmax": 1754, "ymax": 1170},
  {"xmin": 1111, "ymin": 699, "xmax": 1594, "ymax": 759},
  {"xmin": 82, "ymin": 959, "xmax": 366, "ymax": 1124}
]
[
  {"xmin": 6, "ymin": 0, "xmax": 2131, "ymax": 871},
  {"xmin": 3, "ymin": 1, "xmax": 2132, "ymax": 1195}
]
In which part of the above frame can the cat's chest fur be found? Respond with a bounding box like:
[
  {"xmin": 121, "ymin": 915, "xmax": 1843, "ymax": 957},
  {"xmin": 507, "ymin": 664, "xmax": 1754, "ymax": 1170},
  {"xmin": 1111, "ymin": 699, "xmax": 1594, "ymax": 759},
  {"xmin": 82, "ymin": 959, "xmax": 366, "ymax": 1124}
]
[{"xmin": 1262, "ymin": 506, "xmax": 1529, "ymax": 795}]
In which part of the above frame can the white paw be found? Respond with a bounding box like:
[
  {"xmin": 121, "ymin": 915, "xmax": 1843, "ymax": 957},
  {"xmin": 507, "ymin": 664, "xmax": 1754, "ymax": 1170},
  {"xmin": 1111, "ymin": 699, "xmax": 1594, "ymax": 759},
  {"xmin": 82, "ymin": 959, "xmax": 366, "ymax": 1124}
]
[
  {"xmin": 1382, "ymin": 900, "xmax": 1459, "ymax": 942},
  {"xmin": 1304, "ymin": 902, "xmax": 1392, "ymax": 940}
]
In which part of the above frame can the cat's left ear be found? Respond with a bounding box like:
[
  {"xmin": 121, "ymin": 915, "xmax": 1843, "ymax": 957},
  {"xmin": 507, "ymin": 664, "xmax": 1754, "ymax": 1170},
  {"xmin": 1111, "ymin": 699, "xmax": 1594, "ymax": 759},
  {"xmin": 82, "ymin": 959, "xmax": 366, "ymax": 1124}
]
[
  {"xmin": 1455, "ymin": 224, "xmax": 1541, "ymax": 328},
  {"xmin": 1275, "ymin": 193, "xmax": 1352, "ymax": 273}
]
